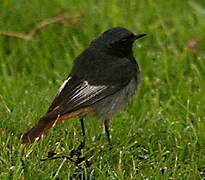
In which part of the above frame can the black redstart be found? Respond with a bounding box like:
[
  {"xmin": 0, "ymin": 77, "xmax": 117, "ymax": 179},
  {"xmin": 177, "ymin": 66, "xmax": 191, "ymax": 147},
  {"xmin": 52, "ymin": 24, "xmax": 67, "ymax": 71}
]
[{"xmin": 22, "ymin": 27, "xmax": 146, "ymax": 144}]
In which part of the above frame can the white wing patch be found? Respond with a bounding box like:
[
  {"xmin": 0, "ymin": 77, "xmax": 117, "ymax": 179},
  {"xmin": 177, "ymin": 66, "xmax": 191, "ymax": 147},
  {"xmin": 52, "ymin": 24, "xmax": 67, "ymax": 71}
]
[
  {"xmin": 69, "ymin": 81, "xmax": 107, "ymax": 101},
  {"xmin": 58, "ymin": 77, "xmax": 71, "ymax": 94},
  {"xmin": 65, "ymin": 80, "xmax": 107, "ymax": 108}
]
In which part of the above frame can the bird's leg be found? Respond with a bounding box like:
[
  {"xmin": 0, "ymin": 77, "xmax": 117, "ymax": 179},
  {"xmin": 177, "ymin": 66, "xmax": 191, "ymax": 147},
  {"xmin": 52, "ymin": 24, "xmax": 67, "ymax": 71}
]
[
  {"xmin": 104, "ymin": 119, "xmax": 111, "ymax": 145},
  {"xmin": 68, "ymin": 117, "xmax": 89, "ymax": 166},
  {"xmin": 69, "ymin": 117, "xmax": 86, "ymax": 157},
  {"xmin": 80, "ymin": 117, "xmax": 86, "ymax": 145}
]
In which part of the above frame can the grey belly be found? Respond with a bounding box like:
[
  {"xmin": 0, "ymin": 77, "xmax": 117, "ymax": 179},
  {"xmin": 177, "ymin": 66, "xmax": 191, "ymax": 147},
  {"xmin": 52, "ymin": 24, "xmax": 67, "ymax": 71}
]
[{"xmin": 92, "ymin": 78, "xmax": 138, "ymax": 119}]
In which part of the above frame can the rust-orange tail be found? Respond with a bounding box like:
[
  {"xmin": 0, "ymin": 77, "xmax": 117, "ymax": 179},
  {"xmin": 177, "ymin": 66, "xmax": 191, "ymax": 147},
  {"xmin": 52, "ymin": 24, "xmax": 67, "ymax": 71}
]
[
  {"xmin": 22, "ymin": 115, "xmax": 58, "ymax": 143},
  {"xmin": 22, "ymin": 107, "xmax": 93, "ymax": 143}
]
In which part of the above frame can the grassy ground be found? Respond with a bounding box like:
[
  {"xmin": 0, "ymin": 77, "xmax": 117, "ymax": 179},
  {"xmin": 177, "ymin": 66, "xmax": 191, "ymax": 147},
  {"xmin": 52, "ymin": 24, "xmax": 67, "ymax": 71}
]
[{"xmin": 0, "ymin": 0, "xmax": 205, "ymax": 179}]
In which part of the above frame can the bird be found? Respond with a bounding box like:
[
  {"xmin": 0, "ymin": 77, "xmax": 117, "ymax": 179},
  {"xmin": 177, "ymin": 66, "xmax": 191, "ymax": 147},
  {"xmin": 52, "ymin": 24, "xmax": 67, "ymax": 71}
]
[{"xmin": 22, "ymin": 27, "xmax": 146, "ymax": 144}]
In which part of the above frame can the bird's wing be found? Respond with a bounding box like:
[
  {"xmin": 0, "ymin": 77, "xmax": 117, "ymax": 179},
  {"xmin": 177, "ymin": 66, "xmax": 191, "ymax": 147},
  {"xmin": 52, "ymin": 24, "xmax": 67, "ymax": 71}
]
[{"xmin": 45, "ymin": 76, "xmax": 123, "ymax": 118}]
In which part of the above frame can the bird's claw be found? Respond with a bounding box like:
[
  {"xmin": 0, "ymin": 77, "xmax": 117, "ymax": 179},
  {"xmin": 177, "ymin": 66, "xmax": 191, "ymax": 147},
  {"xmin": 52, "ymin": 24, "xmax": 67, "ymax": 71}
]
[{"xmin": 40, "ymin": 141, "xmax": 91, "ymax": 167}]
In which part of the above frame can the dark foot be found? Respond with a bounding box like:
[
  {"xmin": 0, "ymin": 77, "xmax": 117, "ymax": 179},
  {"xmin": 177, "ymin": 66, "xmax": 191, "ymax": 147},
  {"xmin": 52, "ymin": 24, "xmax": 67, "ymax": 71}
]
[{"xmin": 40, "ymin": 141, "xmax": 91, "ymax": 167}]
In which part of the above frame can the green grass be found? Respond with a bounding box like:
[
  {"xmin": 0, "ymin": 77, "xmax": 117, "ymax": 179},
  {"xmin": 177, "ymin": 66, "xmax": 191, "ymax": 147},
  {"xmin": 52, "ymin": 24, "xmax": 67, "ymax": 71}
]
[{"xmin": 1, "ymin": 0, "xmax": 205, "ymax": 179}]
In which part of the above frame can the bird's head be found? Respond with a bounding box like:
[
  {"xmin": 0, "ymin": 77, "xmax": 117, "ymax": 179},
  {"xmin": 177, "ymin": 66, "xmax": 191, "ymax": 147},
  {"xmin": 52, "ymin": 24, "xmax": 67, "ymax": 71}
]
[{"xmin": 91, "ymin": 27, "xmax": 146, "ymax": 56}]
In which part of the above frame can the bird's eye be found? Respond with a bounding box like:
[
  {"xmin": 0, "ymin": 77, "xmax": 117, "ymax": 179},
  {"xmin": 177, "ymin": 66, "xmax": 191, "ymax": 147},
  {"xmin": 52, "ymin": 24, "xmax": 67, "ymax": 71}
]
[
  {"xmin": 121, "ymin": 38, "xmax": 128, "ymax": 42},
  {"xmin": 120, "ymin": 34, "xmax": 134, "ymax": 43}
]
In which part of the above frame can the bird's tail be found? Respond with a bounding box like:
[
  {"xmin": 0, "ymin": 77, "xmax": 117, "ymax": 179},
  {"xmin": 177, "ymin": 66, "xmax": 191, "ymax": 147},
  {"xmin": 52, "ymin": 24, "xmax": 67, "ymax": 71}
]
[
  {"xmin": 21, "ymin": 115, "xmax": 59, "ymax": 143},
  {"xmin": 21, "ymin": 107, "xmax": 93, "ymax": 143}
]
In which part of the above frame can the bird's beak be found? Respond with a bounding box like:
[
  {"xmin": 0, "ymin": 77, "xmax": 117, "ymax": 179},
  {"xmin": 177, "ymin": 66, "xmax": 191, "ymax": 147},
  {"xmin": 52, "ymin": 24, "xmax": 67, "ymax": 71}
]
[{"xmin": 134, "ymin": 33, "xmax": 146, "ymax": 40}]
